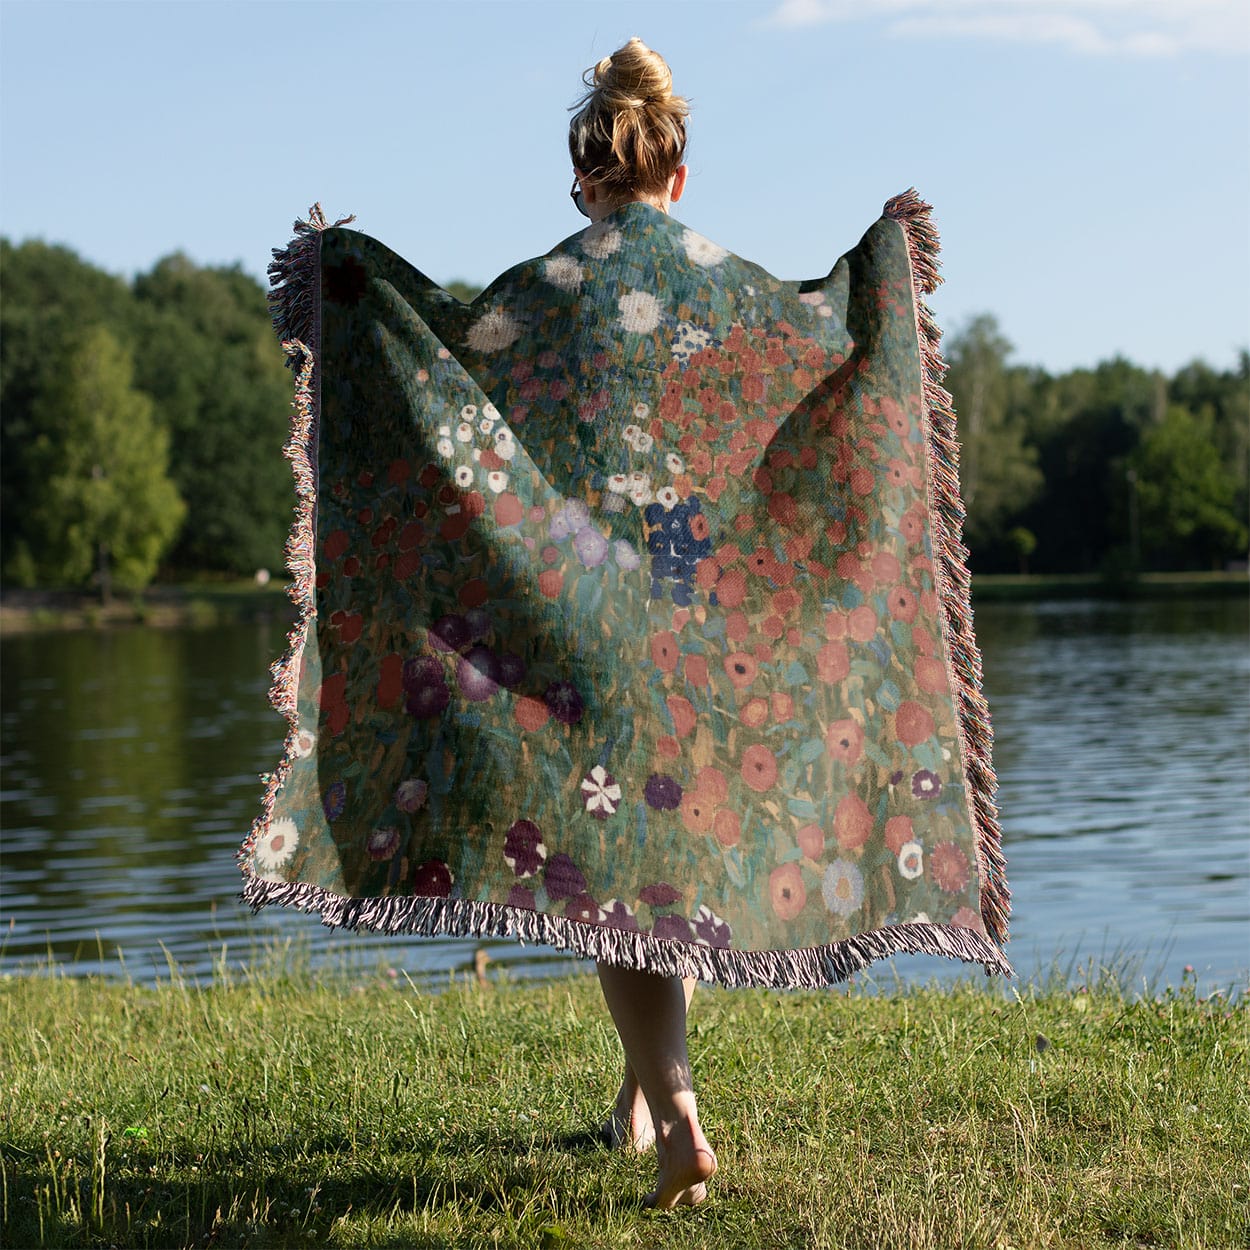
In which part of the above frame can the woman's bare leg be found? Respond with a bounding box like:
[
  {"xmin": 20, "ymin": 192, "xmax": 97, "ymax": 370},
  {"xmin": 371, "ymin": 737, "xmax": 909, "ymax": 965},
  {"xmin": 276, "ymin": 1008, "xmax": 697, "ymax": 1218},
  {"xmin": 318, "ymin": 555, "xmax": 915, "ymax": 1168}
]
[
  {"xmin": 596, "ymin": 964, "xmax": 717, "ymax": 1208},
  {"xmin": 602, "ymin": 977, "xmax": 696, "ymax": 1152}
]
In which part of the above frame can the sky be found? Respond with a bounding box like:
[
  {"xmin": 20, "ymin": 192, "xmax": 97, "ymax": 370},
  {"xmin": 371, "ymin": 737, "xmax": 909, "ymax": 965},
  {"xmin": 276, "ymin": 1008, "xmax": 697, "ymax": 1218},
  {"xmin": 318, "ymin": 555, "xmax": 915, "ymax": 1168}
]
[{"xmin": 1, "ymin": 0, "xmax": 1247, "ymax": 375}]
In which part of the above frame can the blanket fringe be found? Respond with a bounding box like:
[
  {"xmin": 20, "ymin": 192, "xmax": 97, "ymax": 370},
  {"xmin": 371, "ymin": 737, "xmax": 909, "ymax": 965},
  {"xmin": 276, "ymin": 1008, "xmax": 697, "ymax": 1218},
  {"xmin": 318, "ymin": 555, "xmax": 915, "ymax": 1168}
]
[
  {"xmin": 241, "ymin": 874, "xmax": 1014, "ymax": 988},
  {"xmin": 238, "ymin": 205, "xmax": 351, "ymax": 873},
  {"xmin": 883, "ymin": 189, "xmax": 1011, "ymax": 948}
]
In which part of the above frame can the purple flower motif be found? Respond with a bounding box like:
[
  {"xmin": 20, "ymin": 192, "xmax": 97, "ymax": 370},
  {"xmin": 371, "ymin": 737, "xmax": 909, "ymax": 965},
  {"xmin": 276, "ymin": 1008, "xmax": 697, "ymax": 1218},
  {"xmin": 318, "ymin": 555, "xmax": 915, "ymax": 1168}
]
[
  {"xmin": 554, "ymin": 500, "xmax": 591, "ymax": 536},
  {"xmin": 428, "ymin": 614, "xmax": 471, "ymax": 653},
  {"xmin": 573, "ymin": 525, "xmax": 609, "ymax": 568},
  {"xmin": 640, "ymin": 882, "xmax": 683, "ymax": 907},
  {"xmin": 507, "ymin": 884, "xmax": 536, "ymax": 909},
  {"xmin": 497, "ymin": 653, "xmax": 527, "ymax": 688},
  {"xmin": 889, "ymin": 770, "xmax": 904, "ymax": 787},
  {"xmin": 652, "ymin": 914, "xmax": 694, "ymax": 943},
  {"xmin": 463, "ymin": 607, "xmax": 493, "ymax": 642},
  {"xmin": 403, "ymin": 657, "xmax": 450, "ymax": 719},
  {"xmin": 544, "ymin": 852, "xmax": 587, "ymax": 901},
  {"xmin": 564, "ymin": 892, "xmax": 601, "ymax": 923},
  {"xmin": 911, "ymin": 769, "xmax": 942, "ymax": 800},
  {"xmin": 644, "ymin": 774, "xmax": 682, "ymax": 811},
  {"xmin": 322, "ymin": 781, "xmax": 346, "ymax": 822},
  {"xmin": 367, "ymin": 826, "xmax": 401, "ymax": 861},
  {"xmin": 600, "ymin": 899, "xmax": 639, "ymax": 932},
  {"xmin": 614, "ymin": 539, "xmax": 641, "ymax": 571},
  {"xmin": 694, "ymin": 905, "xmax": 732, "ymax": 948},
  {"xmin": 394, "ymin": 778, "xmax": 428, "ymax": 813},
  {"xmin": 503, "ymin": 819, "xmax": 546, "ymax": 878},
  {"xmin": 544, "ymin": 680, "xmax": 585, "ymax": 725},
  {"xmin": 457, "ymin": 645, "xmax": 502, "ymax": 702},
  {"xmin": 411, "ymin": 859, "xmax": 453, "ymax": 897}
]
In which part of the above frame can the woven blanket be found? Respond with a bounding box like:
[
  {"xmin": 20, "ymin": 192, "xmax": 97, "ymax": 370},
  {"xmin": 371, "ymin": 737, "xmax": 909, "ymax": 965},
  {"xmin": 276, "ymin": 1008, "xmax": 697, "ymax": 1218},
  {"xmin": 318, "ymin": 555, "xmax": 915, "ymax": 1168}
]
[{"xmin": 239, "ymin": 192, "xmax": 1011, "ymax": 987}]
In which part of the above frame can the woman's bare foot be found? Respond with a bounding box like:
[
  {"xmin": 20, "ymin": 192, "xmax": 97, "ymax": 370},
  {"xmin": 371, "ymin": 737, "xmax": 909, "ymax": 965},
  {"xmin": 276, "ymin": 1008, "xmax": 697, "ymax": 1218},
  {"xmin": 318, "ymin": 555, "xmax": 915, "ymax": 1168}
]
[
  {"xmin": 602, "ymin": 1073, "xmax": 655, "ymax": 1151},
  {"xmin": 644, "ymin": 1115, "xmax": 717, "ymax": 1209}
]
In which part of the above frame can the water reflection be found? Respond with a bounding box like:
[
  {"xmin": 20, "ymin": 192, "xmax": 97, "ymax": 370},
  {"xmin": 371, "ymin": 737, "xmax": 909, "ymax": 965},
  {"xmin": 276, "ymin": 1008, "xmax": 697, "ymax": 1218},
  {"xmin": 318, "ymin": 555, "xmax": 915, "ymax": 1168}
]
[{"xmin": 2, "ymin": 597, "xmax": 1246, "ymax": 991}]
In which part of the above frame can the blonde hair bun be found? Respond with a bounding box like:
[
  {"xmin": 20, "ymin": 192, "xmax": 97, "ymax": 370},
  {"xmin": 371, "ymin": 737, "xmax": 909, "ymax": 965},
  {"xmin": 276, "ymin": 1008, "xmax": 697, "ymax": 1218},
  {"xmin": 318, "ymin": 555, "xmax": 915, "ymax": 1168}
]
[{"xmin": 569, "ymin": 38, "xmax": 689, "ymax": 197}]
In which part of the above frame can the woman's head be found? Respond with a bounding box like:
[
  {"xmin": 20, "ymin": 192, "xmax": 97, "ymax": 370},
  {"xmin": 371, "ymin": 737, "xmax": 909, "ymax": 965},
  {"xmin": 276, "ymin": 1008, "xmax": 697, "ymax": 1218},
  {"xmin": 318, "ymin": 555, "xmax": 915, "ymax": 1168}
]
[{"xmin": 568, "ymin": 37, "xmax": 688, "ymax": 206}]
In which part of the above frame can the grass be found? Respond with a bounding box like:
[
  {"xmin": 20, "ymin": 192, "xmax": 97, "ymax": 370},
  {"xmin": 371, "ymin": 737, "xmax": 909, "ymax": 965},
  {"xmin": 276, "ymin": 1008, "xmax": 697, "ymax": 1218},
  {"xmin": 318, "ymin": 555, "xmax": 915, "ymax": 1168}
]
[{"xmin": 1, "ymin": 962, "xmax": 1246, "ymax": 1250}]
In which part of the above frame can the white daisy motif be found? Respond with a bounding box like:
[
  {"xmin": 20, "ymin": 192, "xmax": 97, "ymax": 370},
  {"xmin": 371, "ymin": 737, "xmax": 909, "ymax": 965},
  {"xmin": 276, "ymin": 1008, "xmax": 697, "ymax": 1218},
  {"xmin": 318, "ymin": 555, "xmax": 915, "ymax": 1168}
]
[
  {"xmin": 543, "ymin": 254, "xmax": 584, "ymax": 292},
  {"xmin": 466, "ymin": 308, "xmax": 521, "ymax": 354},
  {"xmin": 898, "ymin": 840, "xmax": 924, "ymax": 880},
  {"xmin": 665, "ymin": 453, "xmax": 685, "ymax": 475},
  {"xmin": 478, "ymin": 417, "xmax": 496, "ymax": 435},
  {"xmin": 436, "ymin": 438, "xmax": 454, "ymax": 458},
  {"xmin": 493, "ymin": 433, "xmax": 517, "ymax": 461},
  {"xmin": 682, "ymin": 229, "xmax": 729, "ymax": 267},
  {"xmin": 292, "ymin": 727, "xmax": 316, "ymax": 758},
  {"xmin": 254, "ymin": 818, "xmax": 298, "ymax": 873},
  {"xmin": 438, "ymin": 424, "xmax": 451, "ymax": 437},
  {"xmin": 622, "ymin": 423, "xmax": 643, "ymax": 447},
  {"xmin": 606, "ymin": 474, "xmax": 629, "ymax": 494},
  {"xmin": 460, "ymin": 404, "xmax": 478, "ymax": 421},
  {"xmin": 821, "ymin": 858, "xmax": 864, "ymax": 917},
  {"xmin": 454, "ymin": 465, "xmax": 474, "ymax": 488},
  {"xmin": 633, "ymin": 402, "xmax": 650, "ymax": 420},
  {"xmin": 618, "ymin": 290, "xmax": 661, "ymax": 335},
  {"xmin": 471, "ymin": 448, "xmax": 482, "ymax": 462},
  {"xmin": 655, "ymin": 486, "xmax": 680, "ymax": 511},
  {"xmin": 482, "ymin": 402, "xmax": 499, "ymax": 421},
  {"xmin": 633, "ymin": 431, "xmax": 654, "ymax": 453},
  {"xmin": 582, "ymin": 223, "xmax": 623, "ymax": 259},
  {"xmin": 455, "ymin": 422, "xmax": 474, "ymax": 443},
  {"xmin": 580, "ymin": 765, "xmax": 623, "ymax": 818},
  {"xmin": 486, "ymin": 470, "xmax": 508, "ymax": 493}
]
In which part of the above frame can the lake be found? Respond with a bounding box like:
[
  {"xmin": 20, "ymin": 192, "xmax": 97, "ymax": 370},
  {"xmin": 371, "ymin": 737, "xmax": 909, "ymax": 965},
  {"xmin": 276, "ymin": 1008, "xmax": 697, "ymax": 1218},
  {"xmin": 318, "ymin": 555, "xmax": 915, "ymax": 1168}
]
[{"xmin": 2, "ymin": 597, "xmax": 1246, "ymax": 994}]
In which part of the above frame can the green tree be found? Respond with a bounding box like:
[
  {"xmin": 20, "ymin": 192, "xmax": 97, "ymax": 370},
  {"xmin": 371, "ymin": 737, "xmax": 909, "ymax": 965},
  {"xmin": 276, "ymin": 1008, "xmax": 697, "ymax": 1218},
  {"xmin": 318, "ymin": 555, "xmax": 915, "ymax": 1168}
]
[
  {"xmin": 25, "ymin": 327, "xmax": 185, "ymax": 597},
  {"xmin": 1129, "ymin": 405, "xmax": 1246, "ymax": 570},
  {"xmin": 1, "ymin": 239, "xmax": 139, "ymax": 580},
  {"xmin": 131, "ymin": 255, "xmax": 293, "ymax": 574},
  {"xmin": 1020, "ymin": 357, "xmax": 1163, "ymax": 572},
  {"xmin": 943, "ymin": 315, "xmax": 1043, "ymax": 563}
]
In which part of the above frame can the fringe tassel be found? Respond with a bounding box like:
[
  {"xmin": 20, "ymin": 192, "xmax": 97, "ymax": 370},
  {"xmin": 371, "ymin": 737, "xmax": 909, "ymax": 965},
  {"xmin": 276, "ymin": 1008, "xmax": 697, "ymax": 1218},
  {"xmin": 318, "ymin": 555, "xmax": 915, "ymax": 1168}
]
[
  {"xmin": 241, "ymin": 874, "xmax": 1014, "ymax": 988},
  {"xmin": 883, "ymin": 189, "xmax": 1011, "ymax": 949},
  {"xmin": 238, "ymin": 205, "xmax": 350, "ymax": 874}
]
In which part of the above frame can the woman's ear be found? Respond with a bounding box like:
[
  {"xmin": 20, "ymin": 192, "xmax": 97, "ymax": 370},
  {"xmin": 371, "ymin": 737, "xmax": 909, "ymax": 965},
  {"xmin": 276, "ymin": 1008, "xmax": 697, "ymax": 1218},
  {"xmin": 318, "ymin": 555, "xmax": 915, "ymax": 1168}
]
[
  {"xmin": 575, "ymin": 169, "xmax": 600, "ymax": 206},
  {"xmin": 669, "ymin": 164, "xmax": 688, "ymax": 203}
]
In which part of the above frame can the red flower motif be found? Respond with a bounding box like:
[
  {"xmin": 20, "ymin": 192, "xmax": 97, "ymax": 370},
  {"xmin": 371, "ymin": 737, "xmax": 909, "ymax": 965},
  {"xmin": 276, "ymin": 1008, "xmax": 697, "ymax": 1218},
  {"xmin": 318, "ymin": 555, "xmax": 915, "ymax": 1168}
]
[
  {"xmin": 769, "ymin": 863, "xmax": 806, "ymax": 921},
  {"xmin": 826, "ymin": 718, "xmax": 864, "ymax": 765},
  {"xmin": 741, "ymin": 744, "xmax": 778, "ymax": 792},
  {"xmin": 895, "ymin": 701, "xmax": 936, "ymax": 748},
  {"xmin": 931, "ymin": 842, "xmax": 970, "ymax": 894}
]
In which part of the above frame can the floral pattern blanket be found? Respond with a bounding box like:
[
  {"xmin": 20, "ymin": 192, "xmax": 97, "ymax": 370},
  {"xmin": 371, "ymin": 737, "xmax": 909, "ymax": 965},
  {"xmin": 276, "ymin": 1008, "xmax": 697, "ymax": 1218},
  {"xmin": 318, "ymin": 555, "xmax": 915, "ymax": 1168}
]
[{"xmin": 239, "ymin": 193, "xmax": 1011, "ymax": 986}]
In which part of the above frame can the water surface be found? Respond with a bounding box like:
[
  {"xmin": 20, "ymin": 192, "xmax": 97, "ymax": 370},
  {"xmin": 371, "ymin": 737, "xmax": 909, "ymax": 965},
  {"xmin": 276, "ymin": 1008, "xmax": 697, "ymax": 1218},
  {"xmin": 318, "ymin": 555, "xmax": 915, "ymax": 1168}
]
[{"xmin": 2, "ymin": 597, "xmax": 1246, "ymax": 992}]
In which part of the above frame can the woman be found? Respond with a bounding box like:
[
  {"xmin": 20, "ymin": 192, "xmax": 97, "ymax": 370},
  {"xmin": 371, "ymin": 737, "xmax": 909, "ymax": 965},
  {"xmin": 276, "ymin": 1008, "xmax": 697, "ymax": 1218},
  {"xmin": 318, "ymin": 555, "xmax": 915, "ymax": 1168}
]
[{"xmin": 243, "ymin": 37, "xmax": 1010, "ymax": 1212}]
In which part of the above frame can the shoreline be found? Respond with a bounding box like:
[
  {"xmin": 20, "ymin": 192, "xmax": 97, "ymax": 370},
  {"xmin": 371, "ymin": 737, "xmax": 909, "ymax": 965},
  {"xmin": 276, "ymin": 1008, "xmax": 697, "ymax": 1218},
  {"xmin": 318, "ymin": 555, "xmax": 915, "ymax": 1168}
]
[{"xmin": 1, "ymin": 570, "xmax": 1244, "ymax": 635}]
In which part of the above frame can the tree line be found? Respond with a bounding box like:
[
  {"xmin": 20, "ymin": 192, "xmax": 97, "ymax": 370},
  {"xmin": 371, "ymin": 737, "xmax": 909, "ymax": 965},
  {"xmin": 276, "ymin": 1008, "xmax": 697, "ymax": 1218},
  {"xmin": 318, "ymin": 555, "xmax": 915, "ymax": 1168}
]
[{"xmin": 1, "ymin": 238, "xmax": 1245, "ymax": 595}]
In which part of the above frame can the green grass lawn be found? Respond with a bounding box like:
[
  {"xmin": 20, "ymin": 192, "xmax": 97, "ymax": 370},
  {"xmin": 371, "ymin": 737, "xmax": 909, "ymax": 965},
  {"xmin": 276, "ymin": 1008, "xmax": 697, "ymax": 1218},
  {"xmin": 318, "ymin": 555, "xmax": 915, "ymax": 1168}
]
[{"xmin": 1, "ymin": 965, "xmax": 1246, "ymax": 1249}]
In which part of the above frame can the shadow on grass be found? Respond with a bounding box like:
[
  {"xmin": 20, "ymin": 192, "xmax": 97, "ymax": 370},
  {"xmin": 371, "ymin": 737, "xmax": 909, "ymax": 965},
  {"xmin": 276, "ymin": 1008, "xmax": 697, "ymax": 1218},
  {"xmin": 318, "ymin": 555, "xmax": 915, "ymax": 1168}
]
[{"xmin": 4, "ymin": 1125, "xmax": 635, "ymax": 1250}]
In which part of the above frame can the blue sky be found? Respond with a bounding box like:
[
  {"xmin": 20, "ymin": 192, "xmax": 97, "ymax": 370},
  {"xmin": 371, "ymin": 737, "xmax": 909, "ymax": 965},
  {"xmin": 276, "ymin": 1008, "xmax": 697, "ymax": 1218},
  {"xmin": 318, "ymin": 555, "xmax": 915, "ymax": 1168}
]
[{"xmin": 2, "ymin": 0, "xmax": 1247, "ymax": 374}]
